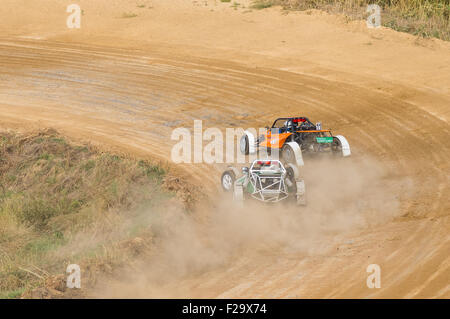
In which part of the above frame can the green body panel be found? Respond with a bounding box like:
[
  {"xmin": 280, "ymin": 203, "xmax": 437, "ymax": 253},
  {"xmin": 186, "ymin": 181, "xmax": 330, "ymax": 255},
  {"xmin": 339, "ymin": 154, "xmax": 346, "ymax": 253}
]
[
  {"xmin": 316, "ymin": 136, "xmax": 334, "ymax": 143},
  {"xmin": 236, "ymin": 176, "xmax": 246, "ymax": 184},
  {"xmin": 246, "ymin": 182, "xmax": 254, "ymax": 194},
  {"xmin": 235, "ymin": 175, "xmax": 254, "ymax": 193}
]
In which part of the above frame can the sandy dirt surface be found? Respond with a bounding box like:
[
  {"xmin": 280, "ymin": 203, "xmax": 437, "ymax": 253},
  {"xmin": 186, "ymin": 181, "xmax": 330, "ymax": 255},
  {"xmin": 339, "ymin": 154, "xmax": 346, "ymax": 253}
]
[{"xmin": 0, "ymin": 0, "xmax": 449, "ymax": 298}]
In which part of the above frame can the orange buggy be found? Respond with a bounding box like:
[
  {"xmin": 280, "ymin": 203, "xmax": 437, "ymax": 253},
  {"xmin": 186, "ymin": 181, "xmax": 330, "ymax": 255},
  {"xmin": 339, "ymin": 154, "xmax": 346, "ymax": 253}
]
[{"xmin": 240, "ymin": 117, "xmax": 351, "ymax": 164}]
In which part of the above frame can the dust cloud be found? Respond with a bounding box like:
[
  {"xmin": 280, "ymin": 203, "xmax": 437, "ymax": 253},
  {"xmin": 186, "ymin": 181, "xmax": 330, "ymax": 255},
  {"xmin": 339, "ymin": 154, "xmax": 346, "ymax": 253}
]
[{"xmin": 91, "ymin": 155, "xmax": 410, "ymax": 298}]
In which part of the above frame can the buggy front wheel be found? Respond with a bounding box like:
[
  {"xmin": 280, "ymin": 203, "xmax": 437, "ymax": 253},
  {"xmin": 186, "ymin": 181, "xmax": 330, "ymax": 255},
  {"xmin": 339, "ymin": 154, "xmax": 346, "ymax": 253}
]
[{"xmin": 221, "ymin": 170, "xmax": 236, "ymax": 192}]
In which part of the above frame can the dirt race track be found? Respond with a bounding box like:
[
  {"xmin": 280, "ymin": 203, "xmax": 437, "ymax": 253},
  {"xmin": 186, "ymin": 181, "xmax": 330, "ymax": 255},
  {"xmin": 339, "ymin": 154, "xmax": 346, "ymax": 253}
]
[{"xmin": 0, "ymin": 0, "xmax": 449, "ymax": 298}]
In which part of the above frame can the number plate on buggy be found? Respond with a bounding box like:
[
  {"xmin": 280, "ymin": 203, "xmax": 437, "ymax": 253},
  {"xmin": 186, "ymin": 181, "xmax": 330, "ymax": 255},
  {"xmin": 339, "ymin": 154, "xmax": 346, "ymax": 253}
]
[{"xmin": 316, "ymin": 137, "xmax": 333, "ymax": 143}]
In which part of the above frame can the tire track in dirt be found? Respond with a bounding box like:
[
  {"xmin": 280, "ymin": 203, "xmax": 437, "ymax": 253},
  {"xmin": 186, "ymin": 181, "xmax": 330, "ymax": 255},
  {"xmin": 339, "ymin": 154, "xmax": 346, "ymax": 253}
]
[{"xmin": 0, "ymin": 38, "xmax": 448, "ymax": 298}]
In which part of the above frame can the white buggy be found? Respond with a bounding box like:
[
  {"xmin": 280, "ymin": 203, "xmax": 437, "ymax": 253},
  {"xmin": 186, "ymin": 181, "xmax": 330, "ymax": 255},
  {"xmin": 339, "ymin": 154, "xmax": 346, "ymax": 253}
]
[{"xmin": 221, "ymin": 159, "xmax": 306, "ymax": 206}]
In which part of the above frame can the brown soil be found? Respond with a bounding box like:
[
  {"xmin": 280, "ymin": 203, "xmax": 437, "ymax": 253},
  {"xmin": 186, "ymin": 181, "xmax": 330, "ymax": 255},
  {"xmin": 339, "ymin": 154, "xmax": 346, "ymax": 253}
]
[{"xmin": 0, "ymin": 0, "xmax": 449, "ymax": 298}]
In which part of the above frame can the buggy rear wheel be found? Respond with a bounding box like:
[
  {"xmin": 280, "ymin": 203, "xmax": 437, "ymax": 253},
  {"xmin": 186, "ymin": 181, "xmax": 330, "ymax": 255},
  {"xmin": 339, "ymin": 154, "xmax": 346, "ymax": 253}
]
[
  {"xmin": 281, "ymin": 144, "xmax": 296, "ymax": 165},
  {"xmin": 331, "ymin": 137, "xmax": 343, "ymax": 157},
  {"xmin": 240, "ymin": 134, "xmax": 249, "ymax": 155},
  {"xmin": 286, "ymin": 163, "xmax": 300, "ymax": 180}
]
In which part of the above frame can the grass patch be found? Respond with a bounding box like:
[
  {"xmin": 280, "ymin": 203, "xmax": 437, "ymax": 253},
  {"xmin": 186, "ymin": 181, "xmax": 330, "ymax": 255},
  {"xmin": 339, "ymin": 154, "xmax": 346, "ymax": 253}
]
[
  {"xmin": 0, "ymin": 288, "xmax": 26, "ymax": 299},
  {"xmin": 121, "ymin": 12, "xmax": 138, "ymax": 18},
  {"xmin": 0, "ymin": 129, "xmax": 178, "ymax": 298},
  {"xmin": 251, "ymin": 0, "xmax": 274, "ymax": 9},
  {"xmin": 274, "ymin": 0, "xmax": 450, "ymax": 41}
]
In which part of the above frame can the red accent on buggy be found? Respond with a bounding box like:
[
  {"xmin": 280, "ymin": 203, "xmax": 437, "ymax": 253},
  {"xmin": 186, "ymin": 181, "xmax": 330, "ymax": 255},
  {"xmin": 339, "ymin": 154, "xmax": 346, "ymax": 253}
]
[{"xmin": 257, "ymin": 161, "xmax": 273, "ymax": 166}]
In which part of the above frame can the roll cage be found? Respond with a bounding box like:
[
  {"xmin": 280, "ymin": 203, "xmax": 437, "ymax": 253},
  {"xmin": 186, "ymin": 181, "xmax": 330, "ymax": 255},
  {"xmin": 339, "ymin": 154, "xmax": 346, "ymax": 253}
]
[
  {"xmin": 271, "ymin": 117, "xmax": 317, "ymax": 133},
  {"xmin": 247, "ymin": 160, "xmax": 289, "ymax": 202}
]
